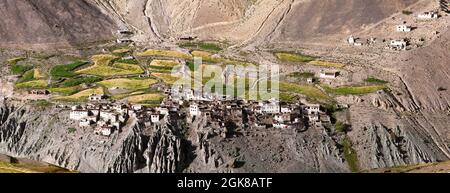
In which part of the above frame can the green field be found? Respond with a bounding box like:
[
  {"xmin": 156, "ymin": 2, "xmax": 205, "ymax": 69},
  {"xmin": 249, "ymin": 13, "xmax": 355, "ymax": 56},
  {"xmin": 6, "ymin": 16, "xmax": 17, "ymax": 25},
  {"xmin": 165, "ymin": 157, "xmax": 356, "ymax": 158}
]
[
  {"xmin": 10, "ymin": 64, "xmax": 33, "ymax": 75},
  {"xmin": 322, "ymin": 85, "xmax": 386, "ymax": 95},
  {"xmin": 179, "ymin": 41, "xmax": 224, "ymax": 52},
  {"xmin": 15, "ymin": 69, "xmax": 48, "ymax": 89},
  {"xmin": 60, "ymin": 76, "xmax": 103, "ymax": 87},
  {"xmin": 48, "ymin": 87, "xmax": 80, "ymax": 96},
  {"xmin": 279, "ymin": 82, "xmax": 332, "ymax": 102},
  {"xmin": 275, "ymin": 52, "xmax": 316, "ymax": 63},
  {"xmin": 50, "ymin": 61, "xmax": 87, "ymax": 78}
]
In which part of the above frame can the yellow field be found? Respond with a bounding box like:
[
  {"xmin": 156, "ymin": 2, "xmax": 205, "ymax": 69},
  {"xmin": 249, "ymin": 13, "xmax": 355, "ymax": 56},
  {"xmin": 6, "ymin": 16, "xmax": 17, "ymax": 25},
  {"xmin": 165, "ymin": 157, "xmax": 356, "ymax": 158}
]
[
  {"xmin": 126, "ymin": 93, "xmax": 164, "ymax": 104},
  {"xmin": 54, "ymin": 87, "xmax": 104, "ymax": 101},
  {"xmin": 137, "ymin": 49, "xmax": 192, "ymax": 60},
  {"xmin": 15, "ymin": 79, "xmax": 48, "ymax": 89},
  {"xmin": 112, "ymin": 48, "xmax": 131, "ymax": 54},
  {"xmin": 0, "ymin": 158, "xmax": 73, "ymax": 173},
  {"xmin": 76, "ymin": 54, "xmax": 143, "ymax": 77},
  {"xmin": 112, "ymin": 91, "xmax": 146, "ymax": 100},
  {"xmin": 33, "ymin": 69, "xmax": 46, "ymax": 79},
  {"xmin": 149, "ymin": 60, "xmax": 179, "ymax": 67},
  {"xmin": 309, "ymin": 60, "xmax": 346, "ymax": 68},
  {"xmin": 152, "ymin": 73, "xmax": 181, "ymax": 85},
  {"xmin": 97, "ymin": 78, "xmax": 157, "ymax": 91}
]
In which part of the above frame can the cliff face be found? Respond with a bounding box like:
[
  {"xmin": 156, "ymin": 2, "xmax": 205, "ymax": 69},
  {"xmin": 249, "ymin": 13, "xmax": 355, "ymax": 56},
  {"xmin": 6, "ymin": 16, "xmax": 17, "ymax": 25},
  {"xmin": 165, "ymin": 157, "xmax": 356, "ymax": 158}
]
[
  {"xmin": 0, "ymin": 100, "xmax": 186, "ymax": 173},
  {"xmin": 1, "ymin": 99, "xmax": 445, "ymax": 173}
]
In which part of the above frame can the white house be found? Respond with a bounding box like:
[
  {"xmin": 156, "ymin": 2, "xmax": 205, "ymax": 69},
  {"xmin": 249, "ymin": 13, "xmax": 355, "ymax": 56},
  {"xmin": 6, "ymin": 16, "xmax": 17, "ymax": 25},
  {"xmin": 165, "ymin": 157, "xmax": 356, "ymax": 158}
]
[
  {"xmin": 418, "ymin": 12, "xmax": 438, "ymax": 20},
  {"xmin": 100, "ymin": 111, "xmax": 118, "ymax": 122},
  {"xmin": 79, "ymin": 119, "xmax": 94, "ymax": 127},
  {"xmin": 70, "ymin": 110, "xmax": 89, "ymax": 120},
  {"xmin": 151, "ymin": 114, "xmax": 160, "ymax": 123},
  {"xmin": 273, "ymin": 122, "xmax": 290, "ymax": 129},
  {"xmin": 189, "ymin": 104, "xmax": 201, "ymax": 116},
  {"xmin": 396, "ymin": 25, "xmax": 412, "ymax": 32},
  {"xmin": 95, "ymin": 126, "xmax": 113, "ymax": 136},
  {"xmin": 88, "ymin": 94, "xmax": 106, "ymax": 101},
  {"xmin": 304, "ymin": 104, "xmax": 321, "ymax": 115},
  {"xmin": 274, "ymin": 114, "xmax": 291, "ymax": 123},
  {"xmin": 261, "ymin": 100, "xmax": 280, "ymax": 114},
  {"xmin": 159, "ymin": 108, "xmax": 169, "ymax": 115},
  {"xmin": 348, "ymin": 36, "xmax": 355, "ymax": 44},
  {"xmin": 390, "ymin": 39, "xmax": 407, "ymax": 50},
  {"xmin": 319, "ymin": 70, "xmax": 339, "ymax": 79}
]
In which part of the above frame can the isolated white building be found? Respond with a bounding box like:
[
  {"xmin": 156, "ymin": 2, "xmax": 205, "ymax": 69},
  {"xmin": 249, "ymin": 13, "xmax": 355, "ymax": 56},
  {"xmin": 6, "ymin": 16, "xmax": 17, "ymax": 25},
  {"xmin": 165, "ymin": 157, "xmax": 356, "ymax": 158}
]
[
  {"xmin": 319, "ymin": 70, "xmax": 339, "ymax": 79},
  {"xmin": 418, "ymin": 12, "xmax": 438, "ymax": 19},
  {"xmin": 396, "ymin": 25, "xmax": 412, "ymax": 32}
]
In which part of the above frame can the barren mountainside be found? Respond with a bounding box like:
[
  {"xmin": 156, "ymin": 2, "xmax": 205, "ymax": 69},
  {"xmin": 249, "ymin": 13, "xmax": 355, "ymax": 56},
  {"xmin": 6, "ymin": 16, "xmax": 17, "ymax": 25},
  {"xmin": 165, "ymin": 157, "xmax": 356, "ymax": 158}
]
[{"xmin": 0, "ymin": 0, "xmax": 116, "ymax": 48}]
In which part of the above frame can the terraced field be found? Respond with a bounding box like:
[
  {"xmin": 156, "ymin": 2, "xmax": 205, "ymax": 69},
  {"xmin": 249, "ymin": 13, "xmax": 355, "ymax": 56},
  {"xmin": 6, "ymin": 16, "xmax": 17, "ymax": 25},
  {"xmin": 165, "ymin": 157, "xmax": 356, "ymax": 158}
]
[{"xmin": 76, "ymin": 54, "xmax": 143, "ymax": 77}]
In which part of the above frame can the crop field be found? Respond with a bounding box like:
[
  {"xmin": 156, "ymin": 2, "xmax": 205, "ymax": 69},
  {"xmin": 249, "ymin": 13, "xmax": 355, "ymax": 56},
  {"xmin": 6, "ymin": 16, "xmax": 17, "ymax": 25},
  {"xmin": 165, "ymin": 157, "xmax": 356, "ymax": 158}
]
[
  {"xmin": 137, "ymin": 49, "xmax": 192, "ymax": 60},
  {"xmin": 322, "ymin": 85, "xmax": 386, "ymax": 95},
  {"xmin": 0, "ymin": 160, "xmax": 71, "ymax": 173},
  {"xmin": 126, "ymin": 93, "xmax": 164, "ymax": 104},
  {"xmin": 309, "ymin": 60, "xmax": 346, "ymax": 68},
  {"xmin": 76, "ymin": 54, "xmax": 143, "ymax": 77},
  {"xmin": 275, "ymin": 52, "xmax": 316, "ymax": 63},
  {"xmin": 179, "ymin": 41, "xmax": 224, "ymax": 52},
  {"xmin": 15, "ymin": 79, "xmax": 48, "ymax": 89},
  {"xmin": 50, "ymin": 61, "xmax": 87, "ymax": 78},
  {"xmin": 97, "ymin": 78, "xmax": 157, "ymax": 91},
  {"xmin": 279, "ymin": 82, "xmax": 332, "ymax": 102},
  {"xmin": 48, "ymin": 87, "xmax": 80, "ymax": 96},
  {"xmin": 54, "ymin": 87, "xmax": 104, "ymax": 102},
  {"xmin": 152, "ymin": 73, "xmax": 181, "ymax": 85},
  {"xmin": 15, "ymin": 69, "xmax": 48, "ymax": 89},
  {"xmin": 148, "ymin": 60, "xmax": 180, "ymax": 73}
]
